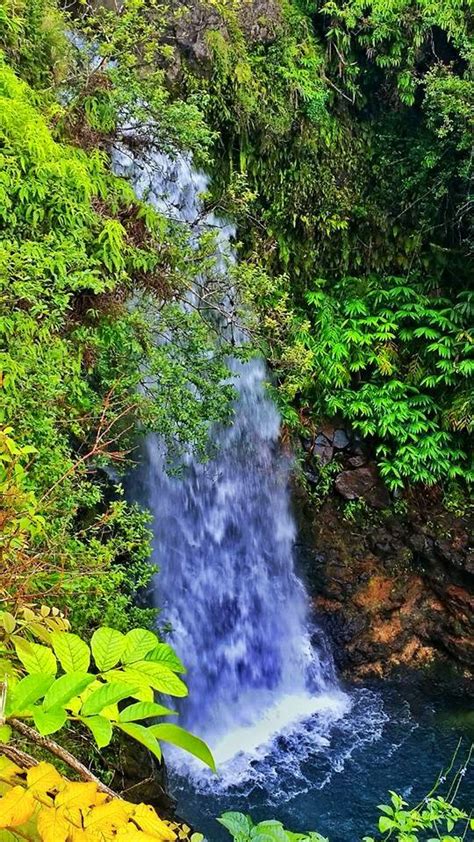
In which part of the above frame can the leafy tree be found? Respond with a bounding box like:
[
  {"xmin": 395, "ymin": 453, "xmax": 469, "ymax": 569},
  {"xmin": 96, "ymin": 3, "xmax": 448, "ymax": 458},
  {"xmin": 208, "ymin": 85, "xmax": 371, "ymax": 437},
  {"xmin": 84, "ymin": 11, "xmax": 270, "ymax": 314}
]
[
  {"xmin": 0, "ymin": 605, "xmax": 215, "ymax": 771},
  {"xmin": 0, "ymin": 14, "xmax": 234, "ymax": 628}
]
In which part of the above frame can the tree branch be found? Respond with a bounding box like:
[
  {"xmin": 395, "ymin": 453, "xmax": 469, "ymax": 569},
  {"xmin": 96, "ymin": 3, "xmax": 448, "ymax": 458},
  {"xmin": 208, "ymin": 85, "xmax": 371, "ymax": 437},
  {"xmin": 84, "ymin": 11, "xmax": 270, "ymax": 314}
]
[{"xmin": 9, "ymin": 718, "xmax": 119, "ymax": 799}]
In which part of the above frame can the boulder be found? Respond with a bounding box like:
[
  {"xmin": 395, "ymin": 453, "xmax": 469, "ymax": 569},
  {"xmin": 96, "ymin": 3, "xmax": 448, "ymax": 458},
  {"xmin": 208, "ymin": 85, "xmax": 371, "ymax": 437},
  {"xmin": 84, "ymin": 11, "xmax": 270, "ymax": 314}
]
[
  {"xmin": 348, "ymin": 455, "xmax": 366, "ymax": 468},
  {"xmin": 335, "ymin": 464, "xmax": 390, "ymax": 508},
  {"xmin": 313, "ymin": 443, "xmax": 334, "ymax": 466},
  {"xmin": 333, "ymin": 428, "xmax": 350, "ymax": 449},
  {"xmin": 167, "ymin": 0, "xmax": 282, "ymax": 71}
]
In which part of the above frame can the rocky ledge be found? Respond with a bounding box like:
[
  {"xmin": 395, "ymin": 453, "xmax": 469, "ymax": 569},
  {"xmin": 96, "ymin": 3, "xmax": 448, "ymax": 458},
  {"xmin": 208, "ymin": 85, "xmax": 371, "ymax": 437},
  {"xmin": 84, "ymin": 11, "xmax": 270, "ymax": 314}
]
[{"xmin": 296, "ymin": 423, "xmax": 474, "ymax": 681}]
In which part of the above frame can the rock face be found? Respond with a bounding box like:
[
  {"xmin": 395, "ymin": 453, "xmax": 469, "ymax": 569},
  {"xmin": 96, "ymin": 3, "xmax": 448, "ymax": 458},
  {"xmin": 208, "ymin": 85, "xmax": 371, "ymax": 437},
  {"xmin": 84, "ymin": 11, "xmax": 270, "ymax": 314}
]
[
  {"xmin": 165, "ymin": 0, "xmax": 282, "ymax": 75},
  {"xmin": 295, "ymin": 421, "xmax": 474, "ymax": 681},
  {"xmin": 335, "ymin": 465, "xmax": 390, "ymax": 508}
]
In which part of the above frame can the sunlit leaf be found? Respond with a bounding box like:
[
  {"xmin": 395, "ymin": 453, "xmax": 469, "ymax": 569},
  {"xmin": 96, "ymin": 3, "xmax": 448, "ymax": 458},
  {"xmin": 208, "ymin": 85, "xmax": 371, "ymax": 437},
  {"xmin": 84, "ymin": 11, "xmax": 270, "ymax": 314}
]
[
  {"xmin": 32, "ymin": 706, "xmax": 67, "ymax": 735},
  {"xmin": 13, "ymin": 638, "xmax": 57, "ymax": 675},
  {"xmin": 149, "ymin": 724, "xmax": 215, "ymax": 771},
  {"xmin": 123, "ymin": 663, "xmax": 187, "ymax": 697},
  {"xmin": 91, "ymin": 628, "xmax": 125, "ymax": 672},
  {"xmin": 81, "ymin": 681, "xmax": 135, "ymax": 716},
  {"xmin": 116, "ymin": 722, "xmax": 162, "ymax": 761},
  {"xmin": 43, "ymin": 672, "xmax": 95, "ymax": 711},
  {"xmin": 0, "ymin": 786, "xmax": 35, "ymax": 828},
  {"xmin": 118, "ymin": 702, "xmax": 177, "ymax": 723},
  {"xmin": 121, "ymin": 629, "xmax": 158, "ymax": 665},
  {"xmin": 79, "ymin": 715, "xmax": 113, "ymax": 748},
  {"xmin": 9, "ymin": 674, "xmax": 55, "ymax": 713},
  {"xmin": 26, "ymin": 761, "xmax": 64, "ymax": 795},
  {"xmin": 36, "ymin": 805, "xmax": 70, "ymax": 842},
  {"xmin": 50, "ymin": 632, "xmax": 91, "ymax": 673},
  {"xmin": 145, "ymin": 645, "xmax": 186, "ymax": 674}
]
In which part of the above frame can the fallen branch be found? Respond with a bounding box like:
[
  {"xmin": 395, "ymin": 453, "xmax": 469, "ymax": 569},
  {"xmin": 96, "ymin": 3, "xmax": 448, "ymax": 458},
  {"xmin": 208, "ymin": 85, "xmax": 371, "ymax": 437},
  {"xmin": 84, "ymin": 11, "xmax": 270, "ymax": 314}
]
[{"xmin": 9, "ymin": 718, "xmax": 119, "ymax": 799}]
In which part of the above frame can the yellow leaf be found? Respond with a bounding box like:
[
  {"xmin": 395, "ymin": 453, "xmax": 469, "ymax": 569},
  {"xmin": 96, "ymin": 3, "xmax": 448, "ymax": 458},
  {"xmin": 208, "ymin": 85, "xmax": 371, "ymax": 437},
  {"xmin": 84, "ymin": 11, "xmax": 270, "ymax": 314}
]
[
  {"xmin": 27, "ymin": 762, "xmax": 63, "ymax": 796},
  {"xmin": 0, "ymin": 786, "xmax": 35, "ymax": 828},
  {"xmin": 57, "ymin": 805, "xmax": 82, "ymax": 829},
  {"xmin": 69, "ymin": 827, "xmax": 103, "ymax": 842},
  {"xmin": 100, "ymin": 703, "xmax": 119, "ymax": 721},
  {"xmin": 55, "ymin": 782, "xmax": 98, "ymax": 810},
  {"xmin": 132, "ymin": 805, "xmax": 176, "ymax": 841},
  {"xmin": 0, "ymin": 757, "xmax": 23, "ymax": 781},
  {"xmin": 36, "ymin": 805, "xmax": 69, "ymax": 842},
  {"xmin": 115, "ymin": 829, "xmax": 165, "ymax": 842},
  {"xmin": 84, "ymin": 800, "xmax": 132, "ymax": 832}
]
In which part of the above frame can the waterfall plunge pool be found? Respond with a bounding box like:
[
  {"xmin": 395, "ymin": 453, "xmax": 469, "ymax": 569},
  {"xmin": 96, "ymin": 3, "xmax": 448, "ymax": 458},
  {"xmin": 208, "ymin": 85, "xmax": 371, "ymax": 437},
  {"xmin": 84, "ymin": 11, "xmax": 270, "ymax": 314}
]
[{"xmin": 168, "ymin": 671, "xmax": 474, "ymax": 842}]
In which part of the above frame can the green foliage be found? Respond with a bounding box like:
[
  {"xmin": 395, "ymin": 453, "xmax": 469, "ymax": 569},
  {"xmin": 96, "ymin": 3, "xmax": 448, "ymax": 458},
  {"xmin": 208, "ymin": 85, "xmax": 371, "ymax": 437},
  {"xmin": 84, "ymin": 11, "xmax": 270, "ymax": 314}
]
[
  {"xmin": 219, "ymin": 812, "xmax": 327, "ymax": 842},
  {"xmin": 296, "ymin": 277, "xmax": 472, "ymax": 489},
  {"xmin": 371, "ymin": 790, "xmax": 470, "ymax": 841},
  {"xmin": 200, "ymin": 0, "xmax": 474, "ymax": 494},
  {"xmin": 0, "ymin": 24, "xmax": 234, "ymax": 629},
  {"xmin": 320, "ymin": 0, "xmax": 473, "ymax": 105},
  {"xmin": 249, "ymin": 268, "xmax": 473, "ymax": 488},
  {"xmin": 0, "ymin": 606, "xmax": 216, "ymax": 771}
]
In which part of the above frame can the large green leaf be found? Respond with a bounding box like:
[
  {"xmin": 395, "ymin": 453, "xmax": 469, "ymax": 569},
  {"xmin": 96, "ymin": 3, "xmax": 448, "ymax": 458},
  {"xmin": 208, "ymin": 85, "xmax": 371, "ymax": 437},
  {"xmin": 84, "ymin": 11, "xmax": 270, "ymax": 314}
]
[
  {"xmin": 123, "ymin": 662, "xmax": 188, "ymax": 697},
  {"xmin": 42, "ymin": 672, "xmax": 95, "ymax": 711},
  {"xmin": 13, "ymin": 638, "xmax": 57, "ymax": 675},
  {"xmin": 251, "ymin": 822, "xmax": 289, "ymax": 842},
  {"xmin": 217, "ymin": 813, "xmax": 254, "ymax": 839},
  {"xmin": 121, "ymin": 629, "xmax": 158, "ymax": 665},
  {"xmin": 118, "ymin": 701, "xmax": 177, "ymax": 723},
  {"xmin": 0, "ymin": 726, "xmax": 12, "ymax": 744},
  {"xmin": 50, "ymin": 632, "xmax": 90, "ymax": 673},
  {"xmin": 8, "ymin": 674, "xmax": 55, "ymax": 713},
  {"xmin": 79, "ymin": 715, "xmax": 113, "ymax": 748},
  {"xmin": 102, "ymin": 669, "xmax": 154, "ymax": 702},
  {"xmin": 81, "ymin": 681, "xmax": 135, "ymax": 716},
  {"xmin": 117, "ymin": 722, "xmax": 162, "ymax": 761},
  {"xmin": 91, "ymin": 628, "xmax": 125, "ymax": 672},
  {"xmin": 150, "ymin": 724, "xmax": 216, "ymax": 772},
  {"xmin": 144, "ymin": 644, "xmax": 186, "ymax": 674},
  {"xmin": 32, "ymin": 706, "xmax": 67, "ymax": 736}
]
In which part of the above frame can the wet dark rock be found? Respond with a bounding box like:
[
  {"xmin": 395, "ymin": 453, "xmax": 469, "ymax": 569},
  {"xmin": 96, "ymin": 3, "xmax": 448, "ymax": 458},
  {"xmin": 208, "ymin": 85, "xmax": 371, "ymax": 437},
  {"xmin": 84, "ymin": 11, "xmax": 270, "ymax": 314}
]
[
  {"xmin": 111, "ymin": 735, "xmax": 176, "ymax": 816},
  {"xmin": 333, "ymin": 428, "xmax": 350, "ymax": 449},
  {"xmin": 305, "ymin": 470, "xmax": 321, "ymax": 486},
  {"xmin": 335, "ymin": 466, "xmax": 375, "ymax": 499},
  {"xmin": 319, "ymin": 422, "xmax": 336, "ymax": 441},
  {"xmin": 335, "ymin": 465, "xmax": 390, "ymax": 508},
  {"xmin": 348, "ymin": 455, "xmax": 366, "ymax": 468},
  {"xmin": 166, "ymin": 0, "xmax": 281, "ymax": 75},
  {"xmin": 313, "ymin": 443, "xmax": 334, "ymax": 466}
]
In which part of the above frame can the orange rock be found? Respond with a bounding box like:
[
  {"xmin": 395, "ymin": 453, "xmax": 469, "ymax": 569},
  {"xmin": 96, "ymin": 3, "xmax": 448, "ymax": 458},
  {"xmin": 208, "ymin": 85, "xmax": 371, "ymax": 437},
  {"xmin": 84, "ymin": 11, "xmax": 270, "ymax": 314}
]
[
  {"xmin": 371, "ymin": 616, "xmax": 403, "ymax": 644},
  {"xmin": 354, "ymin": 575, "xmax": 394, "ymax": 611}
]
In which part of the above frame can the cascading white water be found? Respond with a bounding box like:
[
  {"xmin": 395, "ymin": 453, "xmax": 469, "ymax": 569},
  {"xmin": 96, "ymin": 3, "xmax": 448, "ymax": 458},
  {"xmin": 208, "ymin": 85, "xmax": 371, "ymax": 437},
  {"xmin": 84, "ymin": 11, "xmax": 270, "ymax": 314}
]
[{"xmin": 112, "ymin": 144, "xmax": 351, "ymax": 781}]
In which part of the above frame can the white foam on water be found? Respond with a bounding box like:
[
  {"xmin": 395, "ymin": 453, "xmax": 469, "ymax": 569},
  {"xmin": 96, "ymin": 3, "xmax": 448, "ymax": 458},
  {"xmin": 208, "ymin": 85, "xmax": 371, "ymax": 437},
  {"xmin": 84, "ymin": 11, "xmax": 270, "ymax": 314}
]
[{"xmin": 212, "ymin": 691, "xmax": 349, "ymax": 767}]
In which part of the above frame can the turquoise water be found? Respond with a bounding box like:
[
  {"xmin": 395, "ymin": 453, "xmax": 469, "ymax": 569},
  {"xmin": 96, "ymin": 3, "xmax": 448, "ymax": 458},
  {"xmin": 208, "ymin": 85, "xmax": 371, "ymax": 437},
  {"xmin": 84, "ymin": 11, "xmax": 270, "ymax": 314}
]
[{"xmin": 169, "ymin": 673, "xmax": 474, "ymax": 841}]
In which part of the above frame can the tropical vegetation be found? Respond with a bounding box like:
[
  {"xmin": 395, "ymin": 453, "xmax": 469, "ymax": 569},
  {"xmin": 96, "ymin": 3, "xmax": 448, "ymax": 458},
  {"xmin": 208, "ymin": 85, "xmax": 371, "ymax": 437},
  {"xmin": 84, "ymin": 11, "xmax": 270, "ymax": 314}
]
[{"xmin": 0, "ymin": 0, "xmax": 472, "ymax": 837}]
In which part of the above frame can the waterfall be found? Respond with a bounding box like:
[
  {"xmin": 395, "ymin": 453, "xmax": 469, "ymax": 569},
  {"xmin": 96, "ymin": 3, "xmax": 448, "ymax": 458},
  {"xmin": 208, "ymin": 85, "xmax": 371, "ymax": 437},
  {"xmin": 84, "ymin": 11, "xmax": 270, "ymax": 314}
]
[{"xmin": 113, "ymin": 145, "xmax": 350, "ymax": 781}]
